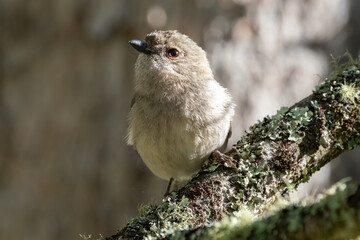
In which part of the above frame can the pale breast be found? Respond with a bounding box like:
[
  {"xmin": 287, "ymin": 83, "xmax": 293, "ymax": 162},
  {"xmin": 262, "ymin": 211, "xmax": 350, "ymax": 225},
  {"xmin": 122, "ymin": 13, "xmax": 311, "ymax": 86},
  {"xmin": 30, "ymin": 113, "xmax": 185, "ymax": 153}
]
[{"xmin": 128, "ymin": 102, "xmax": 232, "ymax": 180}]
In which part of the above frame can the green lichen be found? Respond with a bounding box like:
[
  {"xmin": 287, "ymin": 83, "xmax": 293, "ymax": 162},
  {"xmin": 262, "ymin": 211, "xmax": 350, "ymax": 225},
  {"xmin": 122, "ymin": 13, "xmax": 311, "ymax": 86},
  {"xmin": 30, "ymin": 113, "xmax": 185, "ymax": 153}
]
[
  {"xmin": 312, "ymin": 59, "xmax": 360, "ymax": 155},
  {"xmin": 347, "ymin": 136, "xmax": 360, "ymax": 150},
  {"xmin": 248, "ymin": 106, "xmax": 313, "ymax": 142},
  {"xmin": 187, "ymin": 181, "xmax": 360, "ymax": 240},
  {"xmin": 261, "ymin": 107, "xmax": 289, "ymax": 140},
  {"xmin": 79, "ymin": 234, "xmax": 92, "ymax": 240},
  {"xmin": 286, "ymin": 107, "xmax": 314, "ymax": 141},
  {"xmin": 79, "ymin": 234, "xmax": 104, "ymax": 240},
  {"xmin": 204, "ymin": 208, "xmax": 256, "ymax": 240},
  {"xmin": 339, "ymin": 82, "xmax": 357, "ymax": 105},
  {"xmin": 120, "ymin": 193, "xmax": 197, "ymax": 239},
  {"xmin": 201, "ymin": 158, "xmax": 222, "ymax": 173},
  {"xmin": 228, "ymin": 107, "xmax": 315, "ymax": 214},
  {"xmin": 148, "ymin": 195, "xmax": 196, "ymax": 238},
  {"xmin": 315, "ymin": 64, "xmax": 360, "ymax": 107}
]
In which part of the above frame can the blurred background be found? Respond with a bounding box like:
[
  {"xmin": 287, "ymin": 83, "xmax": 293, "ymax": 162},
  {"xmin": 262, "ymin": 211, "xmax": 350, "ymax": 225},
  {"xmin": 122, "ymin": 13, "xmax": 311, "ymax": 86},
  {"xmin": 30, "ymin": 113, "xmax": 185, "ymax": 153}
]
[{"xmin": 1, "ymin": 0, "xmax": 359, "ymax": 239}]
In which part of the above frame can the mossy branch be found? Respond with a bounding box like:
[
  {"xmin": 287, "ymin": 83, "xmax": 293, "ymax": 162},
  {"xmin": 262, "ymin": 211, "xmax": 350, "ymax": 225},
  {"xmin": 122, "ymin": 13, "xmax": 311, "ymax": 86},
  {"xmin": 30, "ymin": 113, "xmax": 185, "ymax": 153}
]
[
  {"xmin": 108, "ymin": 55, "xmax": 360, "ymax": 239},
  {"xmin": 164, "ymin": 181, "xmax": 360, "ymax": 240}
]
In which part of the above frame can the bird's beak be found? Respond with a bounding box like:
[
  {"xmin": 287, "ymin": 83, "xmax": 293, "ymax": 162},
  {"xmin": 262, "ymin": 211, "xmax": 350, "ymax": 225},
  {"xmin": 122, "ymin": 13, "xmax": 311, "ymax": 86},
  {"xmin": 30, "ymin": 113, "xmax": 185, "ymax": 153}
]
[{"xmin": 129, "ymin": 40, "xmax": 153, "ymax": 54}]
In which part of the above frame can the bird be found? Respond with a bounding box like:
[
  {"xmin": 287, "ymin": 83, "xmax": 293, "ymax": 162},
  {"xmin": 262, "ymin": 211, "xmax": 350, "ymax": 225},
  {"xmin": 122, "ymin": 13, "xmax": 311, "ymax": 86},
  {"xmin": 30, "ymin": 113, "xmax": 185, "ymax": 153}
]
[{"xmin": 127, "ymin": 30, "xmax": 235, "ymax": 192}]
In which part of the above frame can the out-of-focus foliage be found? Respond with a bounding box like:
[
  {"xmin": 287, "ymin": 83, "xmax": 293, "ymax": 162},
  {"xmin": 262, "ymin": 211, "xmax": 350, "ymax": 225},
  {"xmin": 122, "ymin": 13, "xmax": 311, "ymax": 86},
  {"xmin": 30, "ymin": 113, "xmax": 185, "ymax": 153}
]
[{"xmin": 0, "ymin": 0, "xmax": 359, "ymax": 239}]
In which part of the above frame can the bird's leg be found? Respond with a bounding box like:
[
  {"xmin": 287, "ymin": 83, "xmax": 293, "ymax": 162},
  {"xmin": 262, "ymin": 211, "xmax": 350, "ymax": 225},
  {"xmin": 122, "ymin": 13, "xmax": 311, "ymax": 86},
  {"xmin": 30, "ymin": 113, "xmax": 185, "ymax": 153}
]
[
  {"xmin": 211, "ymin": 150, "xmax": 237, "ymax": 169},
  {"xmin": 164, "ymin": 178, "xmax": 174, "ymax": 197}
]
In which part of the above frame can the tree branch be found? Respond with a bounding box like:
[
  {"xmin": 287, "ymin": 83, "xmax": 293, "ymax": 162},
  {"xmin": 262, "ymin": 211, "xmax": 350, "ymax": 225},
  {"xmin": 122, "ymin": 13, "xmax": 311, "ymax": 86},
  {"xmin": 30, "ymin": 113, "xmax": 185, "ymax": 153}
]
[
  {"xmin": 108, "ymin": 55, "xmax": 360, "ymax": 239},
  {"xmin": 165, "ymin": 181, "xmax": 360, "ymax": 240}
]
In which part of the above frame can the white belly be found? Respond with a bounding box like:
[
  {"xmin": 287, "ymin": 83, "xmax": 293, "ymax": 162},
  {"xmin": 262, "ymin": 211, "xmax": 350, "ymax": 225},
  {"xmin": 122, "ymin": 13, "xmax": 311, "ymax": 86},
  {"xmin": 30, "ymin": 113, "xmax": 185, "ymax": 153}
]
[{"xmin": 130, "ymin": 113, "xmax": 232, "ymax": 181}]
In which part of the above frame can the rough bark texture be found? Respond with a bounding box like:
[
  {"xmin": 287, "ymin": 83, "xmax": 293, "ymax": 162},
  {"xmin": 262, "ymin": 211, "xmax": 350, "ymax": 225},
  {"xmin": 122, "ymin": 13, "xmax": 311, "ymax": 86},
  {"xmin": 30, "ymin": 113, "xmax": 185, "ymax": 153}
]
[
  {"xmin": 108, "ymin": 56, "xmax": 360, "ymax": 239},
  {"xmin": 164, "ymin": 182, "xmax": 360, "ymax": 240}
]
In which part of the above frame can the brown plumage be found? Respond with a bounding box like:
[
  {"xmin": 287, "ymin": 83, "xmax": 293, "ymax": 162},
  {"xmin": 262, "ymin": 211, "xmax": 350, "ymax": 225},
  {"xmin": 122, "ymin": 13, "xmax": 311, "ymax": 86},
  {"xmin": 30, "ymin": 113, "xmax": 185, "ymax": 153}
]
[{"xmin": 127, "ymin": 30, "xmax": 235, "ymax": 191}]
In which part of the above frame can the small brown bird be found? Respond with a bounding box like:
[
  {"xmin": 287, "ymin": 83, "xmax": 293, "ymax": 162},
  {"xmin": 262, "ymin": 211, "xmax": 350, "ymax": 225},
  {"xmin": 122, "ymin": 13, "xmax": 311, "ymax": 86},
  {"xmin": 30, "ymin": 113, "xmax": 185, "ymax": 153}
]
[{"xmin": 127, "ymin": 30, "xmax": 235, "ymax": 191}]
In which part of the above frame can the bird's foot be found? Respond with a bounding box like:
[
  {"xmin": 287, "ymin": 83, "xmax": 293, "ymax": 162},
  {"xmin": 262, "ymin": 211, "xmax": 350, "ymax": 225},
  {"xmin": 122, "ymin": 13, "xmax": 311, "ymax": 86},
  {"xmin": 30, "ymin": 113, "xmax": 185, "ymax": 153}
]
[{"xmin": 211, "ymin": 150, "xmax": 237, "ymax": 169}]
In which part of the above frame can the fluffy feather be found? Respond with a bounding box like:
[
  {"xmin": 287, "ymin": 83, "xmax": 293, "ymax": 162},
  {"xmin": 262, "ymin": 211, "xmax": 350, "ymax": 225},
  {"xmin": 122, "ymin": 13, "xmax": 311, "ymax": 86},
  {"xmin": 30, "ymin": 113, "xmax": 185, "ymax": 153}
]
[{"xmin": 127, "ymin": 30, "xmax": 235, "ymax": 187}]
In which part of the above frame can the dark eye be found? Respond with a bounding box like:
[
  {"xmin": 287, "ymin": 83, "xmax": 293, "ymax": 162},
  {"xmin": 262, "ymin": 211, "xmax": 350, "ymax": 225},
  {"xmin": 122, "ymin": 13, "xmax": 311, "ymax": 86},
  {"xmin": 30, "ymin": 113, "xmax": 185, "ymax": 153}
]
[{"xmin": 167, "ymin": 48, "xmax": 179, "ymax": 58}]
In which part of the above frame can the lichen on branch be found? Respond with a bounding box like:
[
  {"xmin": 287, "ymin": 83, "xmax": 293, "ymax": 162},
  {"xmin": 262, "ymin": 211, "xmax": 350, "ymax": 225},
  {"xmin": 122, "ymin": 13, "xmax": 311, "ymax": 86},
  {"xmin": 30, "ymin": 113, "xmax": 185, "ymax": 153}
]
[{"xmin": 166, "ymin": 181, "xmax": 360, "ymax": 240}]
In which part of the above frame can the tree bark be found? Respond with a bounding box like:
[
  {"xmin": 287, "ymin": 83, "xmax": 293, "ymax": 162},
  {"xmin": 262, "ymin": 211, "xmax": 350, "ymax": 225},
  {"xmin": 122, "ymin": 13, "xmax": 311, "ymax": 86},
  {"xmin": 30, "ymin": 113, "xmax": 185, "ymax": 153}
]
[
  {"xmin": 108, "ymin": 55, "xmax": 360, "ymax": 239},
  {"xmin": 163, "ymin": 182, "xmax": 360, "ymax": 240}
]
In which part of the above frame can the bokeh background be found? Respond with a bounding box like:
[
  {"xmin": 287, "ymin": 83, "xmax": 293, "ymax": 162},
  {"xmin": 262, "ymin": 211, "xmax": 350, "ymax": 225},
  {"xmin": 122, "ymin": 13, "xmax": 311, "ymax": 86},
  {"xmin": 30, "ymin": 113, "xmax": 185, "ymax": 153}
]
[{"xmin": 1, "ymin": 0, "xmax": 360, "ymax": 239}]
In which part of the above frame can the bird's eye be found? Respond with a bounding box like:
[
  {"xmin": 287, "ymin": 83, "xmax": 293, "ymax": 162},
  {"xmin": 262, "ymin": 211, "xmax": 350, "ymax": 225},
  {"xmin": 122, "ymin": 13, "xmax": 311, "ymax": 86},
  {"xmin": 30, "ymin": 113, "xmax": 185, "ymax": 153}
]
[{"xmin": 167, "ymin": 48, "xmax": 179, "ymax": 58}]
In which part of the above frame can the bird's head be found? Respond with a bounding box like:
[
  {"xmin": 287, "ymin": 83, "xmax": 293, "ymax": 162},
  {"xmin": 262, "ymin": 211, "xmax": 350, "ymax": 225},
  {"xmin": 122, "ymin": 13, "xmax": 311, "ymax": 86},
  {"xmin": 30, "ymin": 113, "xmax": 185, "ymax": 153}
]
[{"xmin": 129, "ymin": 30, "xmax": 213, "ymax": 95}]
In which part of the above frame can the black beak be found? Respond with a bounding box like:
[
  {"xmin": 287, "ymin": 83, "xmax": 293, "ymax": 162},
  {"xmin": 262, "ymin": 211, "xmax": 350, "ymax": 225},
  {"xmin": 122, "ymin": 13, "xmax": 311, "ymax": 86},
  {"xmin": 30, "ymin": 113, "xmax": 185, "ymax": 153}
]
[{"xmin": 129, "ymin": 40, "xmax": 153, "ymax": 54}]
